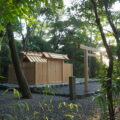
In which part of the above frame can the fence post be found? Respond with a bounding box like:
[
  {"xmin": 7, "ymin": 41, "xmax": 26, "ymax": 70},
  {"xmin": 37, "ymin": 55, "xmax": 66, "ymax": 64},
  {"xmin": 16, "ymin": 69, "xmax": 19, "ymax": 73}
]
[
  {"xmin": 84, "ymin": 50, "xmax": 89, "ymax": 92},
  {"xmin": 69, "ymin": 76, "xmax": 76, "ymax": 100}
]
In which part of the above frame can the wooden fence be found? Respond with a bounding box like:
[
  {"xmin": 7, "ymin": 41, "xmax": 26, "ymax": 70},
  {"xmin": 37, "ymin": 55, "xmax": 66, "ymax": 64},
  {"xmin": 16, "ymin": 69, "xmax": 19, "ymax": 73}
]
[
  {"xmin": 8, "ymin": 63, "xmax": 36, "ymax": 84},
  {"xmin": 8, "ymin": 61, "xmax": 73, "ymax": 85}
]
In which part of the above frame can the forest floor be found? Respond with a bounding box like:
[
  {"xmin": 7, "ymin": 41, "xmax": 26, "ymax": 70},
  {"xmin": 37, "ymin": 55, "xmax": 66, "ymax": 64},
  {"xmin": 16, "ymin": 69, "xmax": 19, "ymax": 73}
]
[
  {"xmin": 0, "ymin": 90, "xmax": 100, "ymax": 120},
  {"xmin": 0, "ymin": 90, "xmax": 120, "ymax": 120}
]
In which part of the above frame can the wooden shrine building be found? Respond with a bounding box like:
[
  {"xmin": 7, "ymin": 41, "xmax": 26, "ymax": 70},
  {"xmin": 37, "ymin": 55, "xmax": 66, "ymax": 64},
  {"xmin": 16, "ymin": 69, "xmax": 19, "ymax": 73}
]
[{"xmin": 8, "ymin": 52, "xmax": 73, "ymax": 85}]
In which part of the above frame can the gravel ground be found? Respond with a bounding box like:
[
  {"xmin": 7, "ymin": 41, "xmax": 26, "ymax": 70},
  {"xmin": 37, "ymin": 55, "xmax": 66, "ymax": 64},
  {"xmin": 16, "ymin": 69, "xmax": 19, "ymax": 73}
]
[
  {"xmin": 50, "ymin": 82, "xmax": 100, "ymax": 95},
  {"xmin": 0, "ymin": 90, "xmax": 100, "ymax": 120}
]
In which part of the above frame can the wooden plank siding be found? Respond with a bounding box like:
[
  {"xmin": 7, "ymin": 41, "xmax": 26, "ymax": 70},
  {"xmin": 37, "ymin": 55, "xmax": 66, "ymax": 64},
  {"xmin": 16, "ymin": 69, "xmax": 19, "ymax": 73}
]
[
  {"xmin": 8, "ymin": 65, "xmax": 17, "ymax": 84},
  {"xmin": 35, "ymin": 62, "xmax": 47, "ymax": 84},
  {"xmin": 8, "ymin": 63, "xmax": 36, "ymax": 84},
  {"xmin": 47, "ymin": 59, "xmax": 63, "ymax": 84},
  {"xmin": 8, "ymin": 61, "xmax": 73, "ymax": 85},
  {"xmin": 23, "ymin": 63, "xmax": 36, "ymax": 84},
  {"xmin": 63, "ymin": 63, "xmax": 73, "ymax": 82}
]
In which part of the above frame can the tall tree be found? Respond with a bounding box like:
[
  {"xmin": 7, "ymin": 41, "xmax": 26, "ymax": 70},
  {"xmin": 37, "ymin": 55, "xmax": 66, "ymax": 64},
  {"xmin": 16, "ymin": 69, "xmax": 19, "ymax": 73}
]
[
  {"xmin": 103, "ymin": 0, "xmax": 120, "ymax": 60},
  {"xmin": 90, "ymin": 0, "xmax": 115, "ymax": 119},
  {"xmin": 6, "ymin": 23, "xmax": 32, "ymax": 98},
  {"xmin": 0, "ymin": 0, "xmax": 63, "ymax": 98}
]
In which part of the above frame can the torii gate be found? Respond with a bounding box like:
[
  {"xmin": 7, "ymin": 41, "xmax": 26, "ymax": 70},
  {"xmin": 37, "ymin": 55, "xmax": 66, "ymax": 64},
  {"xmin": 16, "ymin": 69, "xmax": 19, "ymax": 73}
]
[{"xmin": 78, "ymin": 44, "xmax": 103, "ymax": 92}]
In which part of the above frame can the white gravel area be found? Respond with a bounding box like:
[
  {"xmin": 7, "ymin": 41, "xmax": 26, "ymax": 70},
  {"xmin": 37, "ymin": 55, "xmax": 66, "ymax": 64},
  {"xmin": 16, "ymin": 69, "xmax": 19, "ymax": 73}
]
[{"xmin": 0, "ymin": 90, "xmax": 99, "ymax": 120}]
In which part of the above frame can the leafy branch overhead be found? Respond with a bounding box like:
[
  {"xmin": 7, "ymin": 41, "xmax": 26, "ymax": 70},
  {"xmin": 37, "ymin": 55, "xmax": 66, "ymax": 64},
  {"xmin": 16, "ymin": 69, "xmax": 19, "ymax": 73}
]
[{"xmin": 0, "ymin": 0, "xmax": 63, "ymax": 30}]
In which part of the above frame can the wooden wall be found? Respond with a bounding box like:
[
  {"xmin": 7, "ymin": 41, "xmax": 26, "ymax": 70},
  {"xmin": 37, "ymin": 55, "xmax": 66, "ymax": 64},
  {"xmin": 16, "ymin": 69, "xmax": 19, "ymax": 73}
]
[
  {"xmin": 8, "ymin": 65, "xmax": 17, "ymax": 84},
  {"xmin": 35, "ymin": 62, "xmax": 47, "ymax": 84},
  {"xmin": 47, "ymin": 59, "xmax": 63, "ymax": 84},
  {"xmin": 8, "ymin": 63, "xmax": 36, "ymax": 84},
  {"xmin": 35, "ymin": 60, "xmax": 73, "ymax": 84},
  {"xmin": 63, "ymin": 63, "xmax": 73, "ymax": 82},
  {"xmin": 8, "ymin": 61, "xmax": 73, "ymax": 85}
]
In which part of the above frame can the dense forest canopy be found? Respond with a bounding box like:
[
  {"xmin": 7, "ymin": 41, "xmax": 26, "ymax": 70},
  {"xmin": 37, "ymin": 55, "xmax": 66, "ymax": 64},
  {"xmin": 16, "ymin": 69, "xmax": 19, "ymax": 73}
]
[
  {"xmin": 0, "ymin": 0, "xmax": 120, "ymax": 119},
  {"xmin": 0, "ymin": 0, "xmax": 120, "ymax": 78}
]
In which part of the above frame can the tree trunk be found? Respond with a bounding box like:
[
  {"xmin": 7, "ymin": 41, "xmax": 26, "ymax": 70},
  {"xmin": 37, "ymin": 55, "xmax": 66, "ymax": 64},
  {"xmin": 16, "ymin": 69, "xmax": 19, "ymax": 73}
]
[
  {"xmin": 24, "ymin": 24, "xmax": 31, "ymax": 51},
  {"xmin": 104, "ymin": 2, "xmax": 120, "ymax": 60},
  {"xmin": 6, "ymin": 23, "xmax": 32, "ymax": 99},
  {"xmin": 90, "ymin": 0, "xmax": 115, "ymax": 120}
]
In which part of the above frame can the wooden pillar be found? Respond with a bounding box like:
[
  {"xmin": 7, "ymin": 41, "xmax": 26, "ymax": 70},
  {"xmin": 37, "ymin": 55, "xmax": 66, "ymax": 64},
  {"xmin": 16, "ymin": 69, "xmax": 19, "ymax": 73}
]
[
  {"xmin": 62, "ymin": 61, "xmax": 64, "ymax": 82},
  {"xmin": 69, "ymin": 76, "xmax": 76, "ymax": 100},
  {"xmin": 84, "ymin": 50, "xmax": 89, "ymax": 92}
]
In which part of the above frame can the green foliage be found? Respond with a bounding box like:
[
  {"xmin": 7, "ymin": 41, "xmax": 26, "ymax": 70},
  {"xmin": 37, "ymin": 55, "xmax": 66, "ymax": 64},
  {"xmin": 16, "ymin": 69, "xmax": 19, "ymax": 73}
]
[
  {"xmin": 95, "ymin": 94, "xmax": 108, "ymax": 119},
  {"xmin": 58, "ymin": 102, "xmax": 79, "ymax": 111},
  {"xmin": 40, "ymin": 1, "xmax": 102, "ymax": 77},
  {"xmin": 64, "ymin": 114, "xmax": 74, "ymax": 120},
  {"xmin": 27, "ymin": 36, "xmax": 53, "ymax": 52},
  {"xmin": 0, "ymin": 114, "xmax": 16, "ymax": 120},
  {"xmin": 112, "ymin": 61, "xmax": 120, "ymax": 96},
  {"xmin": 0, "ymin": 76, "xmax": 6, "ymax": 78},
  {"xmin": 94, "ymin": 85, "xmax": 109, "ymax": 119},
  {"xmin": 13, "ymin": 89, "xmax": 21, "ymax": 99},
  {"xmin": 61, "ymin": 43, "xmax": 101, "ymax": 77},
  {"xmin": 42, "ymin": 86, "xmax": 60, "ymax": 95},
  {"xmin": 1, "ymin": 0, "xmax": 120, "ymax": 119},
  {"xmin": 13, "ymin": 101, "xmax": 30, "ymax": 113},
  {"xmin": 15, "ymin": 40, "xmax": 23, "ymax": 52},
  {"xmin": 61, "ymin": 44, "xmax": 84, "ymax": 77},
  {"xmin": 0, "ymin": 88, "xmax": 10, "ymax": 96},
  {"xmin": 0, "ymin": 88, "xmax": 21, "ymax": 98},
  {"xmin": 0, "ymin": 39, "xmax": 24, "ymax": 83},
  {"xmin": 94, "ymin": 61, "xmax": 120, "ymax": 119},
  {"xmin": 0, "ymin": 89, "xmax": 30, "ymax": 119},
  {"xmin": 0, "ymin": 88, "xmax": 98, "ymax": 120},
  {"xmin": 42, "ymin": 86, "xmax": 54, "ymax": 94},
  {"xmin": 37, "ymin": 98, "xmax": 81, "ymax": 120},
  {"xmin": 0, "ymin": 42, "xmax": 10, "ymax": 79},
  {"xmin": 0, "ymin": 0, "xmax": 63, "ymax": 29}
]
